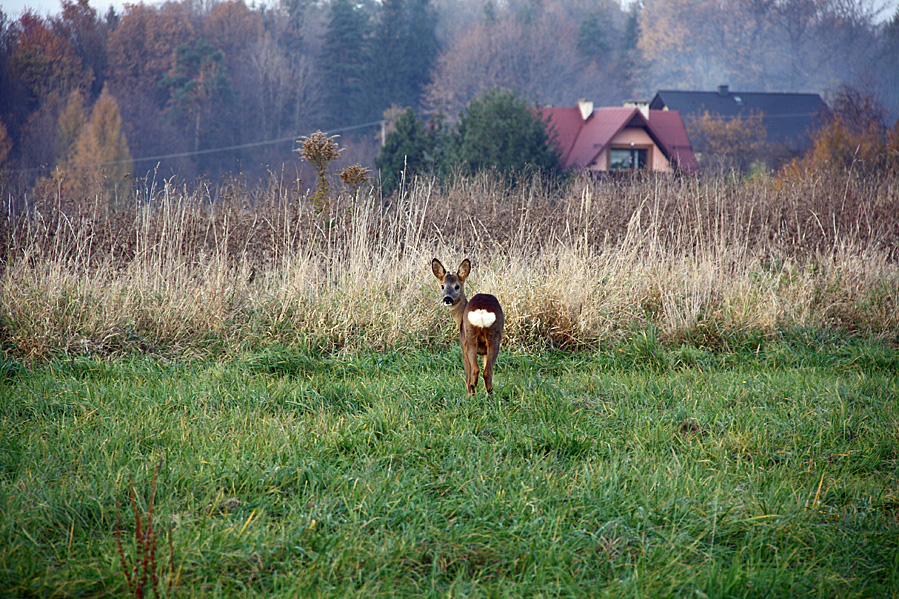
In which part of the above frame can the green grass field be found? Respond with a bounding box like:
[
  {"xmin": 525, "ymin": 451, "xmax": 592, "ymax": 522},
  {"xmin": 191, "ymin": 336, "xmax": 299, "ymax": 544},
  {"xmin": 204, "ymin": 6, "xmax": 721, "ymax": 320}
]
[
  {"xmin": 2, "ymin": 333, "xmax": 897, "ymax": 598},
  {"xmin": 2, "ymin": 170, "xmax": 898, "ymax": 596}
]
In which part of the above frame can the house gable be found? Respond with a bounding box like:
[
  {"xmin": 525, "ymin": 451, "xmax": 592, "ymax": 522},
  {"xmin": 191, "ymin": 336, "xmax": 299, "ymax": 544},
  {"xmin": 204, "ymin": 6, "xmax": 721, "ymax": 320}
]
[
  {"xmin": 541, "ymin": 105, "xmax": 698, "ymax": 173},
  {"xmin": 599, "ymin": 126, "xmax": 671, "ymax": 172}
]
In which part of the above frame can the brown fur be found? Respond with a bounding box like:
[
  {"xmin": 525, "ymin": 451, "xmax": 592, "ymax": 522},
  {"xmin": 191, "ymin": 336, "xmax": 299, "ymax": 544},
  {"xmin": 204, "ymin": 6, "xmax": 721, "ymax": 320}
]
[{"xmin": 432, "ymin": 258, "xmax": 505, "ymax": 394}]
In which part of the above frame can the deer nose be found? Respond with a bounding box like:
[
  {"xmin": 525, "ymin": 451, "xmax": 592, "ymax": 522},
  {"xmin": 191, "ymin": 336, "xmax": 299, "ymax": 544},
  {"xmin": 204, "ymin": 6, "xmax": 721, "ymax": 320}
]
[{"xmin": 443, "ymin": 296, "xmax": 454, "ymax": 305}]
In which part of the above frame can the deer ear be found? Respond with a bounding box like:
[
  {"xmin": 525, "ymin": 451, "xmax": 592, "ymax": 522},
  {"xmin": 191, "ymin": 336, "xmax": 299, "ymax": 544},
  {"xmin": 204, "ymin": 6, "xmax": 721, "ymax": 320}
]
[
  {"xmin": 432, "ymin": 259, "xmax": 446, "ymax": 280},
  {"xmin": 458, "ymin": 259, "xmax": 471, "ymax": 280}
]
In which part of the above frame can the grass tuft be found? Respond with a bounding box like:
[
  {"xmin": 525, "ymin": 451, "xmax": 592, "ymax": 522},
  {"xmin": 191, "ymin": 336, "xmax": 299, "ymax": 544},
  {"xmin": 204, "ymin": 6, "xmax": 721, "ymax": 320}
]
[{"xmin": 1, "ymin": 171, "xmax": 897, "ymax": 360}]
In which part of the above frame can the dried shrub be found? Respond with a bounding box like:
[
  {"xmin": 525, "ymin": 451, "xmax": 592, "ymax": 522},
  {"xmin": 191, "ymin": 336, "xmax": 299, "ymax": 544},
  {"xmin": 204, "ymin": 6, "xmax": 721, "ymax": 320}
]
[
  {"xmin": 685, "ymin": 110, "xmax": 770, "ymax": 173},
  {"xmin": 295, "ymin": 131, "xmax": 343, "ymax": 211},
  {"xmin": 778, "ymin": 84, "xmax": 899, "ymax": 183},
  {"xmin": 339, "ymin": 163, "xmax": 371, "ymax": 197}
]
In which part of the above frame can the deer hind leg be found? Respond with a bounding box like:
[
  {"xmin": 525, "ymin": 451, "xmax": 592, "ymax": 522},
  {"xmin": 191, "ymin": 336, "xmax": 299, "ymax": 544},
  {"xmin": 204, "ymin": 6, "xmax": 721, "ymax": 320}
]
[
  {"xmin": 463, "ymin": 341, "xmax": 480, "ymax": 394},
  {"xmin": 482, "ymin": 342, "xmax": 500, "ymax": 394}
]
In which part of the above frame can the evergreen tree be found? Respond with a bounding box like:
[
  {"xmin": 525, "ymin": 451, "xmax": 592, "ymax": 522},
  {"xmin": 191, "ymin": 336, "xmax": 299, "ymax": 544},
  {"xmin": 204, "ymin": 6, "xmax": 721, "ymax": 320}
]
[
  {"xmin": 375, "ymin": 108, "xmax": 430, "ymax": 194},
  {"xmin": 365, "ymin": 0, "xmax": 407, "ymax": 120},
  {"xmin": 364, "ymin": 0, "xmax": 437, "ymax": 120},
  {"xmin": 446, "ymin": 88, "xmax": 561, "ymax": 178},
  {"xmin": 577, "ymin": 13, "xmax": 610, "ymax": 62},
  {"xmin": 281, "ymin": 0, "xmax": 313, "ymax": 52},
  {"xmin": 320, "ymin": 0, "xmax": 369, "ymax": 128},
  {"xmin": 159, "ymin": 39, "xmax": 231, "ymax": 156},
  {"xmin": 405, "ymin": 0, "xmax": 438, "ymax": 106},
  {"xmin": 483, "ymin": 0, "xmax": 498, "ymax": 25}
]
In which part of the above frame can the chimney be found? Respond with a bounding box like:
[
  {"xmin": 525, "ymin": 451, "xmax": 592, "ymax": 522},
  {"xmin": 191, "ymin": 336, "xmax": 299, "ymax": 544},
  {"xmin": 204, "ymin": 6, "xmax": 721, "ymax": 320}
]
[
  {"xmin": 577, "ymin": 99, "xmax": 593, "ymax": 121},
  {"xmin": 623, "ymin": 100, "xmax": 649, "ymax": 119},
  {"xmin": 718, "ymin": 84, "xmax": 729, "ymax": 97}
]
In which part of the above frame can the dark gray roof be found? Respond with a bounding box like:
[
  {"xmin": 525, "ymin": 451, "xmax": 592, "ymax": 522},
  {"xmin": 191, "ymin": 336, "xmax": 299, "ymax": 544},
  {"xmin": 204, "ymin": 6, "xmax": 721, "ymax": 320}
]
[{"xmin": 649, "ymin": 86, "xmax": 829, "ymax": 150}]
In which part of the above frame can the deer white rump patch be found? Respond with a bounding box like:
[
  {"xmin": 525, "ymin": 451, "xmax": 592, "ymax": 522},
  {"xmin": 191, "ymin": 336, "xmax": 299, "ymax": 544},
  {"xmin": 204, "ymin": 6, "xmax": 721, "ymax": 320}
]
[{"xmin": 467, "ymin": 309, "xmax": 496, "ymax": 328}]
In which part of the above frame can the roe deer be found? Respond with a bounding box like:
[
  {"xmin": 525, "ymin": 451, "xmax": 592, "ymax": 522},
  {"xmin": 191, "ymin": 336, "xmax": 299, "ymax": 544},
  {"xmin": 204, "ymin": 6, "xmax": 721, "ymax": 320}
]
[{"xmin": 432, "ymin": 258, "xmax": 504, "ymax": 394}]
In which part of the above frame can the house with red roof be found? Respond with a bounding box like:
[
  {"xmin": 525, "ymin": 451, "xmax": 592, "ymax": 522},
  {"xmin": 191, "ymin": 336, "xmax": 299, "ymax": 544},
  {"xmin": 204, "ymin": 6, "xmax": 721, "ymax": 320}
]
[{"xmin": 541, "ymin": 100, "xmax": 699, "ymax": 174}]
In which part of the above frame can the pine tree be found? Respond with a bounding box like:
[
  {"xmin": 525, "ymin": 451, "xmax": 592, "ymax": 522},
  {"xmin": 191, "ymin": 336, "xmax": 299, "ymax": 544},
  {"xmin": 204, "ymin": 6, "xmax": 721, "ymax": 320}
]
[
  {"xmin": 404, "ymin": 0, "xmax": 437, "ymax": 107},
  {"xmin": 365, "ymin": 0, "xmax": 407, "ymax": 119},
  {"xmin": 375, "ymin": 108, "xmax": 430, "ymax": 194},
  {"xmin": 320, "ymin": 0, "xmax": 369, "ymax": 128},
  {"xmin": 577, "ymin": 13, "xmax": 610, "ymax": 63},
  {"xmin": 159, "ymin": 39, "xmax": 231, "ymax": 155},
  {"xmin": 446, "ymin": 88, "xmax": 561, "ymax": 178},
  {"xmin": 364, "ymin": 0, "xmax": 437, "ymax": 119}
]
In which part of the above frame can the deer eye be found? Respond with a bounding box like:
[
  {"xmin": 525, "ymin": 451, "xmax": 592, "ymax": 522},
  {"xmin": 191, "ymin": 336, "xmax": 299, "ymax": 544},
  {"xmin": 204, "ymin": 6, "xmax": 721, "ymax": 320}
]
[{"xmin": 454, "ymin": 284, "xmax": 460, "ymax": 290}]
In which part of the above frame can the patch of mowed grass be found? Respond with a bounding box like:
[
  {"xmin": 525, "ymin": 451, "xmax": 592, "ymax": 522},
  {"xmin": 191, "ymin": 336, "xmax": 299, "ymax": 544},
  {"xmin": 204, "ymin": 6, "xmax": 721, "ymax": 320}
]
[{"xmin": 1, "ymin": 338, "xmax": 897, "ymax": 598}]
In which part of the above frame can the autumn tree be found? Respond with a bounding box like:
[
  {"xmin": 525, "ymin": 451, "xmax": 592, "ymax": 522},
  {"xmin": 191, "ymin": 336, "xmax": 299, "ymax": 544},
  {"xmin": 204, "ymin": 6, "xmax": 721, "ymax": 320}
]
[
  {"xmin": 0, "ymin": 10, "xmax": 93, "ymax": 178},
  {"xmin": 103, "ymin": 3, "xmax": 194, "ymax": 175},
  {"xmin": 637, "ymin": 0, "xmax": 765, "ymax": 92},
  {"xmin": 7, "ymin": 11, "xmax": 86, "ymax": 107},
  {"xmin": 780, "ymin": 83, "xmax": 896, "ymax": 180},
  {"xmin": 204, "ymin": 0, "xmax": 262, "ymax": 70},
  {"xmin": 0, "ymin": 10, "xmax": 27, "ymax": 170},
  {"xmin": 52, "ymin": 0, "xmax": 109, "ymax": 100},
  {"xmin": 54, "ymin": 88, "xmax": 86, "ymax": 163},
  {"xmin": 62, "ymin": 86, "xmax": 132, "ymax": 207},
  {"xmin": 107, "ymin": 3, "xmax": 194, "ymax": 106}
]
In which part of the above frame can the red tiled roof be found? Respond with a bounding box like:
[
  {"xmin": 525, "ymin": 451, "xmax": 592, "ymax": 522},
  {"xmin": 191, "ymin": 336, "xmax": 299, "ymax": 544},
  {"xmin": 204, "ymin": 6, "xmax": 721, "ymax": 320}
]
[
  {"xmin": 647, "ymin": 110, "xmax": 700, "ymax": 173},
  {"xmin": 541, "ymin": 106, "xmax": 699, "ymax": 173}
]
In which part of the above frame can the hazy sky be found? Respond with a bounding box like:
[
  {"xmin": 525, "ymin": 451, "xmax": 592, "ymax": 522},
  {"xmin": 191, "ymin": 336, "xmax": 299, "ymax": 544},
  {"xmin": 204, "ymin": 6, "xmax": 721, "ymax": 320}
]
[
  {"xmin": 3, "ymin": 0, "xmax": 897, "ymax": 24},
  {"xmin": 1, "ymin": 0, "xmax": 274, "ymax": 18},
  {"xmin": 3, "ymin": 0, "xmax": 125, "ymax": 18}
]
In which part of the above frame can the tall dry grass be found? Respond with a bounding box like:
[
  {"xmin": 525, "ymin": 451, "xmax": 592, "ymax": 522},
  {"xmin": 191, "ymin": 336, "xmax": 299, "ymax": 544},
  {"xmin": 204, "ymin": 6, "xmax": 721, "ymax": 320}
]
[{"xmin": 1, "ymin": 170, "xmax": 897, "ymax": 360}]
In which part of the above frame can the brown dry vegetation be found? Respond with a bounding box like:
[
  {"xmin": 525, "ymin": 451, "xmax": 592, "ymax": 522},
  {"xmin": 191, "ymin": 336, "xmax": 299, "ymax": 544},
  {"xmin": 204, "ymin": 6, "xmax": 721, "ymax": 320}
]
[{"xmin": 1, "ymin": 170, "xmax": 897, "ymax": 361}]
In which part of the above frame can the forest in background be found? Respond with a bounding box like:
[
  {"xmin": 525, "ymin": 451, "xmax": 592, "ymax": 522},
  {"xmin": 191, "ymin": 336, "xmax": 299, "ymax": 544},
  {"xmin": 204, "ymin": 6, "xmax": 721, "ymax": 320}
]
[{"xmin": 0, "ymin": 0, "xmax": 898, "ymax": 194}]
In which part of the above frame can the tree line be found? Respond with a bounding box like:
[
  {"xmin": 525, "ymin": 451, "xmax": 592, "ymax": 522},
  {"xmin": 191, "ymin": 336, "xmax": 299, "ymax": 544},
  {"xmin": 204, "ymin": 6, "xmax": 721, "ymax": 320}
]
[{"xmin": 0, "ymin": 0, "xmax": 897, "ymax": 195}]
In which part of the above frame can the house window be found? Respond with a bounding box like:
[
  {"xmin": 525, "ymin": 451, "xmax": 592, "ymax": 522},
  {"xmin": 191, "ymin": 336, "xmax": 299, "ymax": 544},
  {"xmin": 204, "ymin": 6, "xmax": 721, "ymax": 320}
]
[{"xmin": 610, "ymin": 147, "xmax": 648, "ymax": 171}]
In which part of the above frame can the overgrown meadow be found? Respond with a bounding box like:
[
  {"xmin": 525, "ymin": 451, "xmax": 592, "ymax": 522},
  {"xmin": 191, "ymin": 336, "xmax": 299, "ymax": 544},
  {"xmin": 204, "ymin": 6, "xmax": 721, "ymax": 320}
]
[{"xmin": 1, "ymin": 171, "xmax": 898, "ymax": 597}]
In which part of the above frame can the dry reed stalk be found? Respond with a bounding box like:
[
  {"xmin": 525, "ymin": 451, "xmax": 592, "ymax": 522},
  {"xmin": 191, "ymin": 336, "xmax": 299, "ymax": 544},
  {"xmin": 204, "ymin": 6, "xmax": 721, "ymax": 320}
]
[{"xmin": 1, "ymin": 172, "xmax": 897, "ymax": 359}]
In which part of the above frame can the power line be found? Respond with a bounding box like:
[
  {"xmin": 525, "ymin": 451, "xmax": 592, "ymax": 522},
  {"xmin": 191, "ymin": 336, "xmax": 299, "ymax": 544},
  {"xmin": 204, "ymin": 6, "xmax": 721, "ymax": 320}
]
[{"xmin": 0, "ymin": 119, "xmax": 386, "ymax": 176}]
